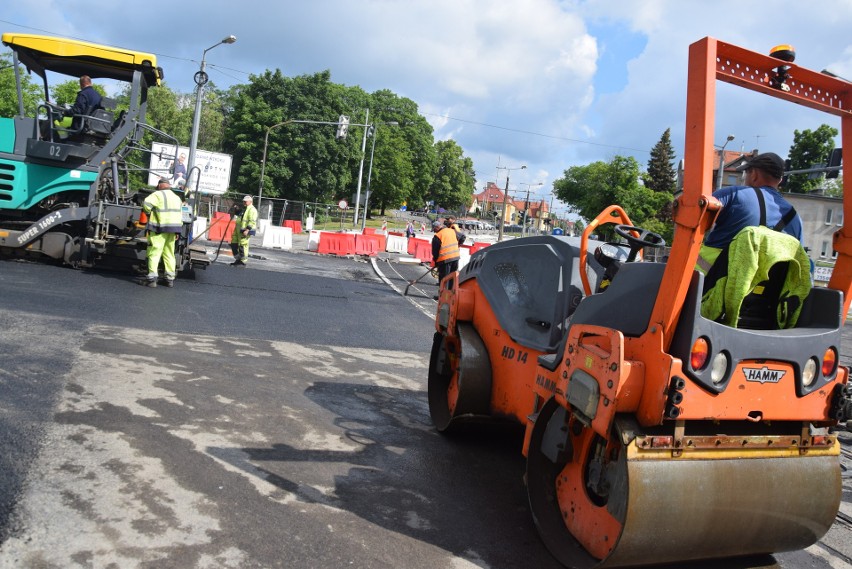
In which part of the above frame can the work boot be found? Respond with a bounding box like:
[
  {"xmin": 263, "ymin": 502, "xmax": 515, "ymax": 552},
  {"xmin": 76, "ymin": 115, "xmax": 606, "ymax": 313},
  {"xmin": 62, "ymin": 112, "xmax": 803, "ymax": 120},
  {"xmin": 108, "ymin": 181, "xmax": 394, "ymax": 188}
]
[
  {"xmin": 164, "ymin": 280, "xmax": 174, "ymax": 288},
  {"xmin": 138, "ymin": 278, "xmax": 157, "ymax": 288},
  {"xmin": 231, "ymin": 260, "xmax": 246, "ymax": 266}
]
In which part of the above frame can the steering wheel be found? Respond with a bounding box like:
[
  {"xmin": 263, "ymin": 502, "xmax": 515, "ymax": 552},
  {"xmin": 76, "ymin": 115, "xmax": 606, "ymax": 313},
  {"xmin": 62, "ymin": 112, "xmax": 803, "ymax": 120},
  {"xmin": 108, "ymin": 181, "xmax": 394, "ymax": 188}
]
[{"xmin": 614, "ymin": 224, "xmax": 666, "ymax": 262}]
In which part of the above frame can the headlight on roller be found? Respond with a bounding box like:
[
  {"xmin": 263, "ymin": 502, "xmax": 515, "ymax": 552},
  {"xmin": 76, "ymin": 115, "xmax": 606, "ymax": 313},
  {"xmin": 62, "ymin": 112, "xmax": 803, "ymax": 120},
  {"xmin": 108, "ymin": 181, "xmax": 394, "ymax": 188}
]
[
  {"xmin": 802, "ymin": 357, "xmax": 818, "ymax": 387},
  {"xmin": 710, "ymin": 352, "xmax": 729, "ymax": 385}
]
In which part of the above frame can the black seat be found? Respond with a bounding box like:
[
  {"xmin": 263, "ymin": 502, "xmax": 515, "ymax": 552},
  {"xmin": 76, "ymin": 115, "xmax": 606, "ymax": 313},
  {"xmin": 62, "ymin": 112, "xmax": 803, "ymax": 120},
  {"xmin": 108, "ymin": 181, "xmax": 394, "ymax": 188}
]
[{"xmin": 734, "ymin": 262, "xmax": 790, "ymax": 329}]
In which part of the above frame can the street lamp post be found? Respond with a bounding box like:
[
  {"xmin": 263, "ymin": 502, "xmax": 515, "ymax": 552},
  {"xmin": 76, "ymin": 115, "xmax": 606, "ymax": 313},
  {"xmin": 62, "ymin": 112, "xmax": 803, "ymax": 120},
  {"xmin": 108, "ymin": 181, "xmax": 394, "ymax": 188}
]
[
  {"xmin": 188, "ymin": 35, "xmax": 236, "ymax": 185},
  {"xmin": 496, "ymin": 164, "xmax": 526, "ymax": 242},
  {"xmin": 257, "ymin": 120, "xmax": 293, "ymax": 220},
  {"xmin": 353, "ymin": 109, "xmax": 370, "ymax": 227},
  {"xmin": 255, "ymin": 116, "xmax": 371, "ymax": 226},
  {"xmin": 361, "ymin": 121, "xmax": 398, "ymax": 230},
  {"xmin": 519, "ymin": 182, "xmax": 543, "ymax": 236},
  {"xmin": 716, "ymin": 134, "xmax": 735, "ymax": 190}
]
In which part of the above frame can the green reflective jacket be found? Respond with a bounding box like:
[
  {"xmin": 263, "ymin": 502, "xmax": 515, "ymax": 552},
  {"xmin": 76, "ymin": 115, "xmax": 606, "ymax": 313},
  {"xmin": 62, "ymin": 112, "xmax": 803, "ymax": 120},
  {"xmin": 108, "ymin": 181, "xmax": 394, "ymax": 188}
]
[{"xmin": 143, "ymin": 189, "xmax": 183, "ymax": 233}]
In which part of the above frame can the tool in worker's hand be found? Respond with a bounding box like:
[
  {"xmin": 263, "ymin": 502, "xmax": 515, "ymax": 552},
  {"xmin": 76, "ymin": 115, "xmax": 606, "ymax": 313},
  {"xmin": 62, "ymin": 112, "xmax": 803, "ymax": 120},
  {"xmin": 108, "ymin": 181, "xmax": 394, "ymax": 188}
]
[{"xmin": 404, "ymin": 263, "xmax": 438, "ymax": 296}]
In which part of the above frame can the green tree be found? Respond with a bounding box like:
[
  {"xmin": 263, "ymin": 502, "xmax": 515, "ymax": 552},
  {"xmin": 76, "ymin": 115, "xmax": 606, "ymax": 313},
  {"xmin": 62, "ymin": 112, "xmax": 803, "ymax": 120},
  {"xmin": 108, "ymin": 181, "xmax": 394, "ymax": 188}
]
[
  {"xmin": 50, "ymin": 79, "xmax": 107, "ymax": 106},
  {"xmin": 0, "ymin": 53, "xmax": 48, "ymax": 117},
  {"xmin": 427, "ymin": 139, "xmax": 475, "ymax": 214},
  {"xmin": 553, "ymin": 155, "xmax": 671, "ymax": 241},
  {"xmin": 225, "ymin": 69, "xmax": 364, "ymax": 201},
  {"xmin": 644, "ymin": 128, "xmax": 677, "ymax": 195},
  {"xmin": 785, "ymin": 124, "xmax": 839, "ymax": 193},
  {"xmin": 223, "ymin": 71, "xmax": 438, "ymax": 207},
  {"xmin": 144, "ymin": 83, "xmax": 185, "ymax": 142},
  {"xmin": 367, "ymin": 89, "xmax": 435, "ymax": 214},
  {"xmin": 822, "ymin": 177, "xmax": 843, "ymax": 198}
]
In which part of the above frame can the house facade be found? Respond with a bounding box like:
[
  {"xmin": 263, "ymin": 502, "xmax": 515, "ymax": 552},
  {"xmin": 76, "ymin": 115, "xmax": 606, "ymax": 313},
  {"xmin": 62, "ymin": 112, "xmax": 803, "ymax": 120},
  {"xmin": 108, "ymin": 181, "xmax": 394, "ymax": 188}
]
[{"xmin": 785, "ymin": 191, "xmax": 843, "ymax": 267}]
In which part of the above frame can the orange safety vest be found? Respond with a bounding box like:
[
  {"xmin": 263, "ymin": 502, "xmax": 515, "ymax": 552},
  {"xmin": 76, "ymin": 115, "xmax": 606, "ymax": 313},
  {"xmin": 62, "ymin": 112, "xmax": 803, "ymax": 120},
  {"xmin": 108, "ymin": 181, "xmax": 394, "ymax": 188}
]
[{"xmin": 436, "ymin": 227, "xmax": 460, "ymax": 264}]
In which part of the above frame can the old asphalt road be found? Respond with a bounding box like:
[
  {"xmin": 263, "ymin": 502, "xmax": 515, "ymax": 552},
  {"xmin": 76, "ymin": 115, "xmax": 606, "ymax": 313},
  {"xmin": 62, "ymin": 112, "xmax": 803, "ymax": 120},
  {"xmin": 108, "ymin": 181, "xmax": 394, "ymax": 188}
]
[{"xmin": 0, "ymin": 231, "xmax": 849, "ymax": 569}]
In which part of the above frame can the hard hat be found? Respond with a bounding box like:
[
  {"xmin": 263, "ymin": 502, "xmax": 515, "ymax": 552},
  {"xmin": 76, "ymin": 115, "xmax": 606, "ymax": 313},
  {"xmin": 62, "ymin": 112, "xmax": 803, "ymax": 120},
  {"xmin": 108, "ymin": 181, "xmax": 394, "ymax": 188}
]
[{"xmin": 243, "ymin": 195, "xmax": 253, "ymax": 202}]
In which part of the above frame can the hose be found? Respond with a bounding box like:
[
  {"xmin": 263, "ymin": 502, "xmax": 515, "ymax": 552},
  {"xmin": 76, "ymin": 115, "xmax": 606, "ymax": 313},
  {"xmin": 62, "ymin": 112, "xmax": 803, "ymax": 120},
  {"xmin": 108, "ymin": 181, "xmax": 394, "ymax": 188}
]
[{"xmin": 210, "ymin": 216, "xmax": 235, "ymax": 263}]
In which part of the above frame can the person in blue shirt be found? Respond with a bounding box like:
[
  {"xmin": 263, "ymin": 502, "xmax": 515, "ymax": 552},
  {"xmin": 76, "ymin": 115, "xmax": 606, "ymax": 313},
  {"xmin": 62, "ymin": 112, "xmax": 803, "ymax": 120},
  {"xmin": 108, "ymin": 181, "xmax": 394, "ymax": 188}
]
[
  {"xmin": 66, "ymin": 75, "xmax": 103, "ymax": 133},
  {"xmin": 698, "ymin": 152, "xmax": 803, "ymax": 273}
]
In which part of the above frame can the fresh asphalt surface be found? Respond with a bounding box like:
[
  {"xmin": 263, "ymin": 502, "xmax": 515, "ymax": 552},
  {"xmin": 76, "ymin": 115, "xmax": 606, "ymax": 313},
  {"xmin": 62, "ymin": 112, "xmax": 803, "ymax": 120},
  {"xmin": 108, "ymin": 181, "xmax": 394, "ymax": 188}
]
[{"xmin": 0, "ymin": 234, "xmax": 849, "ymax": 569}]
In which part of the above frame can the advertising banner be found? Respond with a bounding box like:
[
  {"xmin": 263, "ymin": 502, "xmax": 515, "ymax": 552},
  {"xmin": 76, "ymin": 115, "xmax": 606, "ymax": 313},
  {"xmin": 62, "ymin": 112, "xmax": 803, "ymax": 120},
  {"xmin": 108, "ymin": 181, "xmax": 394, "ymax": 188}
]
[{"xmin": 148, "ymin": 143, "xmax": 233, "ymax": 195}]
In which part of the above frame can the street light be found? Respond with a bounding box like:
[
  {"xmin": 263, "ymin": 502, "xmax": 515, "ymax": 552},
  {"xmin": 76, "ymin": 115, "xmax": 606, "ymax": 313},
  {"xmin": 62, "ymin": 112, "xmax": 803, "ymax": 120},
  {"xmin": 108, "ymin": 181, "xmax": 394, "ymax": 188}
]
[
  {"xmin": 496, "ymin": 164, "xmax": 526, "ymax": 242},
  {"xmin": 257, "ymin": 120, "xmax": 293, "ymax": 220},
  {"xmin": 255, "ymin": 116, "xmax": 370, "ymax": 226},
  {"xmin": 519, "ymin": 182, "xmax": 543, "ymax": 236},
  {"xmin": 188, "ymin": 34, "xmax": 236, "ymax": 185},
  {"xmin": 353, "ymin": 108, "xmax": 370, "ymax": 227},
  {"xmin": 362, "ymin": 121, "xmax": 399, "ymax": 230},
  {"xmin": 716, "ymin": 134, "xmax": 735, "ymax": 190}
]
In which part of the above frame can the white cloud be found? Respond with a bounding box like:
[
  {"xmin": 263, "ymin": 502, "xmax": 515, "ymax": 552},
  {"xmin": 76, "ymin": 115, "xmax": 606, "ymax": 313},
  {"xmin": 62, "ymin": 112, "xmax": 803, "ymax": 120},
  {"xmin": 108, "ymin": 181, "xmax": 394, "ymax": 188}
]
[{"xmin": 4, "ymin": 0, "xmax": 852, "ymax": 210}]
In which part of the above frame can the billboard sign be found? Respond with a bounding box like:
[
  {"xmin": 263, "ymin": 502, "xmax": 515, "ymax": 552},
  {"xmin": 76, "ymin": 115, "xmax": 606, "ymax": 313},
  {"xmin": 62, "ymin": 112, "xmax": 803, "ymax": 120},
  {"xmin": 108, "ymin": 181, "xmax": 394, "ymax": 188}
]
[{"xmin": 148, "ymin": 143, "xmax": 233, "ymax": 195}]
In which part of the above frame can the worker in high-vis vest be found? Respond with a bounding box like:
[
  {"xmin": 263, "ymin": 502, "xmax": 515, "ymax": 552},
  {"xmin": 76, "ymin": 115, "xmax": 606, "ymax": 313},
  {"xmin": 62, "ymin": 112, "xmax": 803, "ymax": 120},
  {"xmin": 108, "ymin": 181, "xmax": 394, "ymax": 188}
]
[
  {"xmin": 230, "ymin": 195, "xmax": 258, "ymax": 266},
  {"xmin": 140, "ymin": 178, "xmax": 184, "ymax": 288},
  {"xmin": 431, "ymin": 219, "xmax": 460, "ymax": 288}
]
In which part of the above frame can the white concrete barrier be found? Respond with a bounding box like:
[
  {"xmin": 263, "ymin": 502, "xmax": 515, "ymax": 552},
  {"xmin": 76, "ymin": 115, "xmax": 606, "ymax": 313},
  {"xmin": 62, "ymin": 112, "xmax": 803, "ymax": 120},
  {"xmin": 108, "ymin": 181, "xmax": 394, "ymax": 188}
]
[
  {"xmin": 458, "ymin": 247, "xmax": 471, "ymax": 270},
  {"xmin": 386, "ymin": 234, "xmax": 408, "ymax": 253},
  {"xmin": 308, "ymin": 230, "xmax": 322, "ymax": 252},
  {"xmin": 261, "ymin": 225, "xmax": 292, "ymax": 250},
  {"xmin": 192, "ymin": 217, "xmax": 208, "ymax": 241},
  {"xmin": 258, "ymin": 218, "xmax": 271, "ymax": 236}
]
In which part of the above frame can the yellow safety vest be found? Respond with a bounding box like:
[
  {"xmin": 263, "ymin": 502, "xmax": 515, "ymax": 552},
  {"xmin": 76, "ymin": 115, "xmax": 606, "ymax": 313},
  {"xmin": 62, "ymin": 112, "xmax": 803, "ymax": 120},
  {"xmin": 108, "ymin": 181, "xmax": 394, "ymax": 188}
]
[{"xmin": 142, "ymin": 189, "xmax": 183, "ymax": 233}]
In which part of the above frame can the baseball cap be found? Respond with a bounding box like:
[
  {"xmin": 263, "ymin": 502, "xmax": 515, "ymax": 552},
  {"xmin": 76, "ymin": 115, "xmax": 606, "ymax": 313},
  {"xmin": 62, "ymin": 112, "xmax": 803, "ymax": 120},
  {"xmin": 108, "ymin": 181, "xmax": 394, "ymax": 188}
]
[
  {"xmin": 737, "ymin": 152, "xmax": 785, "ymax": 179},
  {"xmin": 431, "ymin": 220, "xmax": 442, "ymax": 230},
  {"xmin": 158, "ymin": 177, "xmax": 170, "ymax": 185},
  {"xmin": 243, "ymin": 195, "xmax": 253, "ymax": 202}
]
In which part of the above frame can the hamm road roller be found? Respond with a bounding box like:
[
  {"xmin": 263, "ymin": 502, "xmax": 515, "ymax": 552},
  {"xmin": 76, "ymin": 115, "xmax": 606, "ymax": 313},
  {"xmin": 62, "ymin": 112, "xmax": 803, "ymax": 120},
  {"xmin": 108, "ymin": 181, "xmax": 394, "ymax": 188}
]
[{"xmin": 428, "ymin": 37, "xmax": 852, "ymax": 567}]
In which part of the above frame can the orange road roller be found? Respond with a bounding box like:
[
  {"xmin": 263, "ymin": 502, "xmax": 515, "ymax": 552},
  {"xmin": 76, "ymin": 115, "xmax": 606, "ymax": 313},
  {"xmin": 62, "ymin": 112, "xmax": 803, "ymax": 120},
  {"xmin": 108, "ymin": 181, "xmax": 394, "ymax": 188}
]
[{"xmin": 428, "ymin": 37, "xmax": 852, "ymax": 567}]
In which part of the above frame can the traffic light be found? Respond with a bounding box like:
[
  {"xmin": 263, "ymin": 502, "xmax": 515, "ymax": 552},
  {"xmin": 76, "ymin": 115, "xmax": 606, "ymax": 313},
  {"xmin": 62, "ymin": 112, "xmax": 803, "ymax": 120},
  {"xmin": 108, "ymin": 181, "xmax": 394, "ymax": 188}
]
[
  {"xmin": 826, "ymin": 147, "xmax": 842, "ymax": 179},
  {"xmin": 336, "ymin": 115, "xmax": 350, "ymax": 140}
]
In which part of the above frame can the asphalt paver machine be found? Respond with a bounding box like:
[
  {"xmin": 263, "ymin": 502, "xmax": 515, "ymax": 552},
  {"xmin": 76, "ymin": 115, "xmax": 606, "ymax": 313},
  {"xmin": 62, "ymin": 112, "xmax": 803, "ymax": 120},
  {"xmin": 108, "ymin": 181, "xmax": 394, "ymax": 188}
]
[
  {"xmin": 0, "ymin": 33, "xmax": 208, "ymax": 274},
  {"xmin": 429, "ymin": 37, "xmax": 852, "ymax": 567}
]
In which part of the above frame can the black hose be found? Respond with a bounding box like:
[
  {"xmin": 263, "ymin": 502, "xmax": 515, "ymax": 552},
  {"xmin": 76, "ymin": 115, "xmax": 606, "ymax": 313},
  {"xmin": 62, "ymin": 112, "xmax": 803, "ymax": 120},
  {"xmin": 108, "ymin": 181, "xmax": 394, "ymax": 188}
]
[{"xmin": 210, "ymin": 217, "xmax": 235, "ymax": 263}]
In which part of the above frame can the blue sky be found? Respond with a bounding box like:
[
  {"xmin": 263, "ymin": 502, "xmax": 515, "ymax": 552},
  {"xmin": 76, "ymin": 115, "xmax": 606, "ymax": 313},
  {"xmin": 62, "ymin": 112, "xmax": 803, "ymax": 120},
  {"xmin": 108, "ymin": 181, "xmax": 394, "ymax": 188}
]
[{"xmin": 3, "ymin": 1, "xmax": 852, "ymax": 216}]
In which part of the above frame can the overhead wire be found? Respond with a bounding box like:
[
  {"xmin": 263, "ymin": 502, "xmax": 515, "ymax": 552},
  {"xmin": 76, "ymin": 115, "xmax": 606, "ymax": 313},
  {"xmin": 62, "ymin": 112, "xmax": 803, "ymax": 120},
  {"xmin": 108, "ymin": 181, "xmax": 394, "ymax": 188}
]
[{"xmin": 0, "ymin": 18, "xmax": 645, "ymax": 152}]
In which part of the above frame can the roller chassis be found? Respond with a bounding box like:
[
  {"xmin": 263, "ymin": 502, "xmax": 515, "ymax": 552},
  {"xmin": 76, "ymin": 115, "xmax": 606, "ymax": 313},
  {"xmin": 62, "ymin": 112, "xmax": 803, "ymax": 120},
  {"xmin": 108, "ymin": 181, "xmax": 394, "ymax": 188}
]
[{"xmin": 428, "ymin": 36, "xmax": 852, "ymax": 568}]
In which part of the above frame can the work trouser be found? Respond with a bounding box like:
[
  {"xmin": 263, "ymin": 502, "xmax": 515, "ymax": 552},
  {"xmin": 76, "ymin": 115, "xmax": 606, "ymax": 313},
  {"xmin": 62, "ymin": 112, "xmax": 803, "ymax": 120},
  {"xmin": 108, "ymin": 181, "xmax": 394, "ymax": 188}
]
[
  {"xmin": 231, "ymin": 230, "xmax": 250, "ymax": 263},
  {"xmin": 437, "ymin": 259, "xmax": 459, "ymax": 285},
  {"xmin": 147, "ymin": 232, "xmax": 177, "ymax": 282}
]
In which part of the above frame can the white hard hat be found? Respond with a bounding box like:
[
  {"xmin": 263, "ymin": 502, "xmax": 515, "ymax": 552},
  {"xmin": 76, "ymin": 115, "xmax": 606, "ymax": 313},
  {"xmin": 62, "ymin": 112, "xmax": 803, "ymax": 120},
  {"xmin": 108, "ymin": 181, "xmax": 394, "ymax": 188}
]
[{"xmin": 243, "ymin": 195, "xmax": 253, "ymax": 202}]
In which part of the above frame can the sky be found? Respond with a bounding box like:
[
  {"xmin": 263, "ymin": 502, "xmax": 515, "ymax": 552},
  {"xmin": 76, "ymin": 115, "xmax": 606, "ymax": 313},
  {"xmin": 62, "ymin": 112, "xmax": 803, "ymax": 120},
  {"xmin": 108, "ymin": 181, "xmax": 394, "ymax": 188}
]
[{"xmin": 3, "ymin": 0, "xmax": 852, "ymax": 216}]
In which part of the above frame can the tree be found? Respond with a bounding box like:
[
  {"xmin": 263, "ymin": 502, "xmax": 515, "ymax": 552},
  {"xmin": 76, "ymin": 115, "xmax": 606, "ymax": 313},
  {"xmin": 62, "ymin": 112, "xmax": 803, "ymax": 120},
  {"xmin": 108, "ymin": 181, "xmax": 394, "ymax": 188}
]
[
  {"xmin": 0, "ymin": 53, "xmax": 46, "ymax": 117},
  {"xmin": 224, "ymin": 70, "xmax": 365, "ymax": 202},
  {"xmin": 553, "ymin": 155, "xmax": 672, "ymax": 241},
  {"xmin": 362, "ymin": 89, "xmax": 435, "ymax": 215},
  {"xmin": 785, "ymin": 124, "xmax": 839, "ymax": 193},
  {"xmin": 144, "ymin": 83, "xmax": 186, "ymax": 142},
  {"xmin": 822, "ymin": 177, "xmax": 843, "ymax": 198},
  {"xmin": 644, "ymin": 128, "xmax": 677, "ymax": 195},
  {"xmin": 223, "ymin": 72, "xmax": 438, "ymax": 207},
  {"xmin": 427, "ymin": 139, "xmax": 475, "ymax": 213},
  {"xmin": 50, "ymin": 79, "xmax": 107, "ymax": 107}
]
